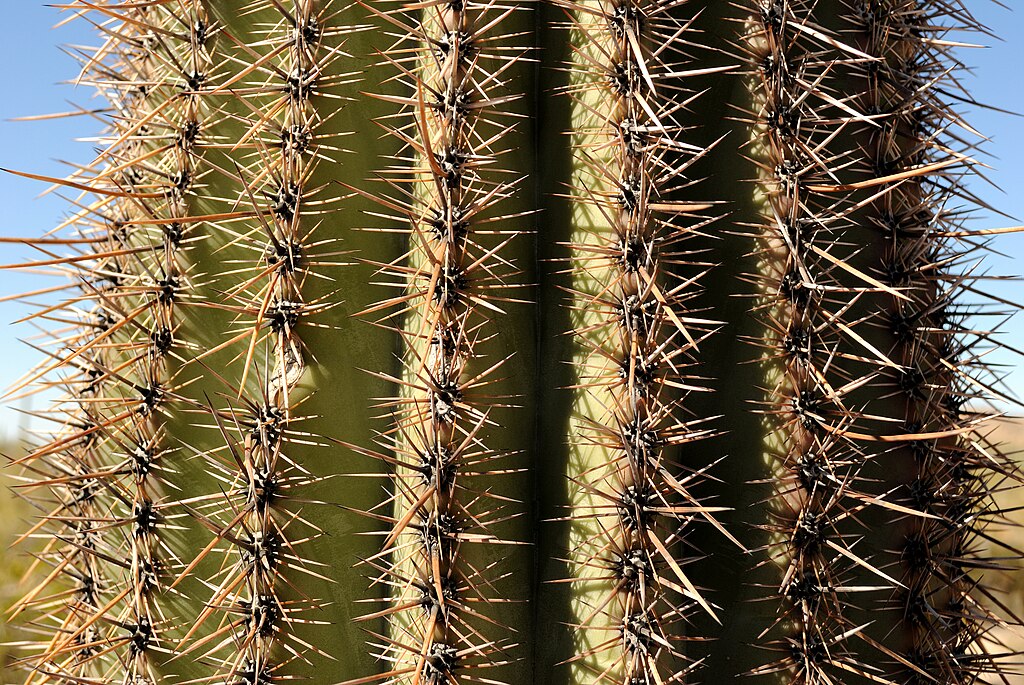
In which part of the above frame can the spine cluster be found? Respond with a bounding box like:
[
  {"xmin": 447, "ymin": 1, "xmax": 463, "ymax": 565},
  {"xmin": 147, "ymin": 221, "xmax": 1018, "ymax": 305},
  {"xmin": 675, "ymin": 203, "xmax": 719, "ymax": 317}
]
[
  {"xmin": 561, "ymin": 0, "xmax": 727, "ymax": 681},
  {"xmin": 357, "ymin": 0, "xmax": 529, "ymax": 681}
]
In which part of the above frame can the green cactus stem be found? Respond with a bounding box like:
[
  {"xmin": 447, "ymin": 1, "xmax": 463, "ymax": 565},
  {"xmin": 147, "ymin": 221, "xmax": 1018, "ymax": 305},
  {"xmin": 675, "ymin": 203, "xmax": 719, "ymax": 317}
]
[{"xmin": 4, "ymin": 1, "xmax": 1022, "ymax": 685}]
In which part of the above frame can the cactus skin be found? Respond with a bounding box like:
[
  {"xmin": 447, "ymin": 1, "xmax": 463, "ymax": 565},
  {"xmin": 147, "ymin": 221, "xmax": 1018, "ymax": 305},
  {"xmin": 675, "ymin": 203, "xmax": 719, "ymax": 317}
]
[{"xmin": 4, "ymin": 1, "xmax": 1022, "ymax": 685}]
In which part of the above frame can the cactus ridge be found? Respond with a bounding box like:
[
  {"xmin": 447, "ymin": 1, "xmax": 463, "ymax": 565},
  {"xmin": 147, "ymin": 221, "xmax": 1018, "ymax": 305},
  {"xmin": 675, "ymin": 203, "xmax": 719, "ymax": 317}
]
[
  {"xmin": 167, "ymin": 3, "xmax": 363, "ymax": 682},
  {"xmin": 7, "ymin": 3, "xmax": 216, "ymax": 683},
  {"xmin": 558, "ymin": 0, "xmax": 743, "ymax": 681},
  {"xmin": 740, "ymin": 1, "xmax": 1024, "ymax": 682},
  {"xmin": 741, "ymin": 3, "xmax": 891, "ymax": 681},
  {"xmin": 344, "ymin": 0, "xmax": 532, "ymax": 682},
  {"xmin": 848, "ymin": 2, "xmax": 1024, "ymax": 682}
]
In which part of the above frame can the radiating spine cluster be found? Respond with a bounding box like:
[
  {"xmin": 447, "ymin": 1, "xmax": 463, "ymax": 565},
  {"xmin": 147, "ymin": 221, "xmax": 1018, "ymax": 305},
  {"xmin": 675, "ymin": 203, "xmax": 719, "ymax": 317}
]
[
  {"xmin": 560, "ymin": 0, "xmax": 730, "ymax": 681},
  {"xmin": 354, "ymin": 0, "xmax": 530, "ymax": 681}
]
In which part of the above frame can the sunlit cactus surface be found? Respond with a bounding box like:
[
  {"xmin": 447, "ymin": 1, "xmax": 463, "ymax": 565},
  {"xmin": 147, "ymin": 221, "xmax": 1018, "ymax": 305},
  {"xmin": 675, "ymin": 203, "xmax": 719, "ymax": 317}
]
[{"xmin": 4, "ymin": 1, "xmax": 1023, "ymax": 685}]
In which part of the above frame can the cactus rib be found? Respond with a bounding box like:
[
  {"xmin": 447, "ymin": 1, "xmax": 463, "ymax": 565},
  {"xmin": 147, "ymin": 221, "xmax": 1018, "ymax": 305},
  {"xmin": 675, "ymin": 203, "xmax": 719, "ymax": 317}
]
[
  {"xmin": 559, "ymin": 0, "xmax": 738, "ymax": 681},
  {"xmin": 349, "ymin": 0, "xmax": 532, "ymax": 681}
]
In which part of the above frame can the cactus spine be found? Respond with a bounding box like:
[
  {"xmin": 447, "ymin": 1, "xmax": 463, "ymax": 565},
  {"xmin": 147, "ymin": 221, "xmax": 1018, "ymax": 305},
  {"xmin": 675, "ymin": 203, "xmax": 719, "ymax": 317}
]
[{"xmin": 5, "ymin": 1, "xmax": 1022, "ymax": 685}]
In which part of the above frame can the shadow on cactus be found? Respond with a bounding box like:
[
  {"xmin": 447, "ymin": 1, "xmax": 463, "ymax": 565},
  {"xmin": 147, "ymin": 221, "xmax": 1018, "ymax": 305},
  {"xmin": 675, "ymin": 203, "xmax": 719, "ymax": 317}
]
[{"xmin": 2, "ymin": 1, "xmax": 1022, "ymax": 684}]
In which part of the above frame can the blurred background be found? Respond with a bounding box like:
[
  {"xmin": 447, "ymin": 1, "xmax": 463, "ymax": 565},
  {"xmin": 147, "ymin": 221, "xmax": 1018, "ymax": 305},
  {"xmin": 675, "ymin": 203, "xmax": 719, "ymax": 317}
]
[{"xmin": 0, "ymin": 1, "xmax": 1023, "ymax": 681}]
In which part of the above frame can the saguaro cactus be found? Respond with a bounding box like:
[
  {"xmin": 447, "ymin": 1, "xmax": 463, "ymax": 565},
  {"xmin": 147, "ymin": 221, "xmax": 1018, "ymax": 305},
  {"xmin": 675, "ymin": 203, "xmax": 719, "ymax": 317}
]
[{"xmin": 5, "ymin": 1, "xmax": 1022, "ymax": 684}]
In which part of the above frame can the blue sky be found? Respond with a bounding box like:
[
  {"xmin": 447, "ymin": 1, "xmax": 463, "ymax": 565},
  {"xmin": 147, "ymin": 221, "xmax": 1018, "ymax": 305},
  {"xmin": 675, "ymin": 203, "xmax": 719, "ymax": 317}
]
[
  {"xmin": 0, "ymin": 3, "xmax": 1022, "ymax": 440},
  {"xmin": 0, "ymin": 5, "xmax": 100, "ymax": 441}
]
